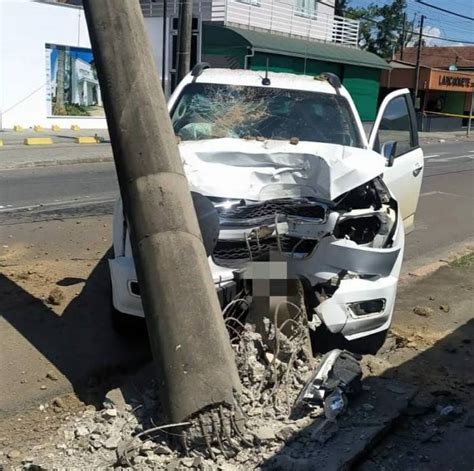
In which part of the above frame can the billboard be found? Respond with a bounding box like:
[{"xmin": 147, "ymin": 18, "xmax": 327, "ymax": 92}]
[{"xmin": 46, "ymin": 44, "xmax": 104, "ymax": 117}]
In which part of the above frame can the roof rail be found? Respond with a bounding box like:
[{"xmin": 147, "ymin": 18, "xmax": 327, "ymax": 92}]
[
  {"xmin": 191, "ymin": 62, "xmax": 211, "ymax": 78},
  {"xmin": 320, "ymin": 72, "xmax": 341, "ymax": 95}
]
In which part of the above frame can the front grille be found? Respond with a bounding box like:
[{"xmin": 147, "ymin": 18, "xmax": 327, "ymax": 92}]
[
  {"xmin": 213, "ymin": 235, "xmax": 318, "ymax": 263},
  {"xmin": 218, "ymin": 199, "xmax": 326, "ymax": 223}
]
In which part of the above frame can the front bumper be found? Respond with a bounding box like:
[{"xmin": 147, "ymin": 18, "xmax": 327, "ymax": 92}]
[
  {"xmin": 109, "ymin": 256, "xmax": 237, "ymax": 318},
  {"xmin": 110, "ymin": 210, "xmax": 404, "ymax": 341}
]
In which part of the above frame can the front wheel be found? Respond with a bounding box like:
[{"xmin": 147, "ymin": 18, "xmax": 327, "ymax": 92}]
[
  {"xmin": 110, "ymin": 301, "xmax": 145, "ymax": 336},
  {"xmin": 310, "ymin": 325, "xmax": 388, "ymax": 355}
]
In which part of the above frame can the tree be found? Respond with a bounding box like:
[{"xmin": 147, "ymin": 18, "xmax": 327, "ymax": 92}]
[
  {"xmin": 347, "ymin": 0, "xmax": 414, "ymax": 59},
  {"xmin": 53, "ymin": 49, "xmax": 67, "ymax": 116}
]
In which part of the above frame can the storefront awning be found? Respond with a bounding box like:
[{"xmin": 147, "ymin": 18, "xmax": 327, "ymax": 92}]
[{"xmin": 203, "ymin": 24, "xmax": 391, "ymax": 70}]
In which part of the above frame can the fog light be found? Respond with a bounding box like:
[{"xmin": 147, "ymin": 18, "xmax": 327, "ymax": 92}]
[
  {"xmin": 128, "ymin": 281, "xmax": 140, "ymax": 297},
  {"xmin": 349, "ymin": 298, "xmax": 386, "ymax": 316}
]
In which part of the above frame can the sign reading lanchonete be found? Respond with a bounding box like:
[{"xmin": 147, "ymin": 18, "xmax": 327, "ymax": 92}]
[
  {"xmin": 428, "ymin": 69, "xmax": 474, "ymax": 93},
  {"xmin": 45, "ymin": 44, "xmax": 104, "ymax": 117},
  {"xmin": 438, "ymin": 75, "xmax": 471, "ymax": 88}
]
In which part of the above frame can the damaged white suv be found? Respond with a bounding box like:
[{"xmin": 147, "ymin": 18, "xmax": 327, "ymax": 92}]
[{"xmin": 109, "ymin": 65, "xmax": 424, "ymax": 354}]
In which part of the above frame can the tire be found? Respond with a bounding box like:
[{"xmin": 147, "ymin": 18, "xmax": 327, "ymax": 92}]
[{"xmin": 110, "ymin": 301, "xmax": 146, "ymax": 336}]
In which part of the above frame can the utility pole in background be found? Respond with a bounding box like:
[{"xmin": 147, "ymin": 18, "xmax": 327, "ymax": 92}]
[
  {"xmin": 176, "ymin": 0, "xmax": 193, "ymax": 85},
  {"xmin": 162, "ymin": 0, "xmax": 168, "ymax": 93},
  {"xmin": 414, "ymin": 14, "xmax": 425, "ymax": 110},
  {"xmin": 400, "ymin": 12, "xmax": 407, "ymax": 61},
  {"xmin": 82, "ymin": 0, "xmax": 241, "ymax": 424},
  {"xmin": 467, "ymin": 92, "xmax": 473, "ymax": 137}
]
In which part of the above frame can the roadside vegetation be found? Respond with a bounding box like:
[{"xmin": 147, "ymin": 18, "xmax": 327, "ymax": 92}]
[{"xmin": 450, "ymin": 251, "xmax": 474, "ymax": 269}]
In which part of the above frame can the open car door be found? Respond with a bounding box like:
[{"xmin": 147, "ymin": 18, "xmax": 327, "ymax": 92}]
[{"xmin": 369, "ymin": 89, "xmax": 424, "ymax": 234}]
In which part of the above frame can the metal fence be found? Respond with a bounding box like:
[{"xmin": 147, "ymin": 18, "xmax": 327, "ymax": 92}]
[{"xmin": 140, "ymin": 0, "xmax": 360, "ymax": 47}]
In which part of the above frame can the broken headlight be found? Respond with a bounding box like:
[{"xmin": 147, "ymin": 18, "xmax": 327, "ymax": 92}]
[
  {"xmin": 348, "ymin": 299, "xmax": 386, "ymax": 317},
  {"xmin": 333, "ymin": 178, "xmax": 397, "ymax": 248}
]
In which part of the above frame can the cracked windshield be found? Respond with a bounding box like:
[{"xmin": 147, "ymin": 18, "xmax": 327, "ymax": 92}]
[{"xmin": 171, "ymin": 83, "xmax": 362, "ymax": 147}]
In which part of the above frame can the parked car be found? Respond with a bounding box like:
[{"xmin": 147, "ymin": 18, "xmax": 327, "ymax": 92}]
[{"xmin": 109, "ymin": 65, "xmax": 424, "ymax": 354}]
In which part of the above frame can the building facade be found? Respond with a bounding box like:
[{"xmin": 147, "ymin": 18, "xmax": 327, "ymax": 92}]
[
  {"xmin": 381, "ymin": 47, "xmax": 474, "ymax": 131},
  {"xmin": 141, "ymin": 0, "xmax": 389, "ymax": 121},
  {"xmin": 0, "ymin": 0, "xmax": 389, "ymax": 129}
]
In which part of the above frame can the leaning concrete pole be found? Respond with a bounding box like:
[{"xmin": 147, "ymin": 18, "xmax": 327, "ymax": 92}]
[{"xmin": 82, "ymin": 0, "xmax": 241, "ymax": 423}]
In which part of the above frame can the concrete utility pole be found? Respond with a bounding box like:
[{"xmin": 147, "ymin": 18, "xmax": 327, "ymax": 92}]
[
  {"xmin": 414, "ymin": 15, "xmax": 425, "ymax": 110},
  {"xmin": 400, "ymin": 12, "xmax": 407, "ymax": 61},
  {"xmin": 82, "ymin": 0, "xmax": 241, "ymax": 424},
  {"xmin": 176, "ymin": 0, "xmax": 193, "ymax": 85}
]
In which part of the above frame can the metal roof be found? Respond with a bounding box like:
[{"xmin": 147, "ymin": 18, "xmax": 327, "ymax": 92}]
[{"xmin": 203, "ymin": 24, "xmax": 391, "ymax": 70}]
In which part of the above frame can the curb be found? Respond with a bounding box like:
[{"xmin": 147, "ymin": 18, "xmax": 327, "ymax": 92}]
[
  {"xmin": 0, "ymin": 155, "xmax": 114, "ymax": 170},
  {"xmin": 400, "ymin": 240, "xmax": 474, "ymax": 285}
]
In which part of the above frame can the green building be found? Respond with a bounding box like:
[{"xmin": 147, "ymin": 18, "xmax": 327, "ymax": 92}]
[{"xmin": 201, "ymin": 25, "xmax": 390, "ymax": 122}]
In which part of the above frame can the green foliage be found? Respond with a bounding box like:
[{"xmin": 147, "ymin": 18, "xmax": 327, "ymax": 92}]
[
  {"xmin": 346, "ymin": 0, "xmax": 414, "ymax": 59},
  {"xmin": 450, "ymin": 252, "xmax": 474, "ymax": 269},
  {"xmin": 64, "ymin": 103, "xmax": 90, "ymax": 116}
]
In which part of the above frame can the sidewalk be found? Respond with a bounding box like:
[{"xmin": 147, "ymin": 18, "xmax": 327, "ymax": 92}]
[
  {"xmin": 419, "ymin": 130, "xmax": 474, "ymax": 143},
  {"xmin": 0, "ymin": 129, "xmax": 113, "ymax": 170},
  {"xmin": 1, "ymin": 128, "xmax": 472, "ymax": 170},
  {"xmin": 0, "ymin": 128, "xmax": 110, "ymax": 146}
]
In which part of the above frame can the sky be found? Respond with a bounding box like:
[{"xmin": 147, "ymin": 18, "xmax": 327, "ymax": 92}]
[
  {"xmin": 49, "ymin": 46, "xmax": 94, "ymax": 81},
  {"xmin": 349, "ymin": 0, "xmax": 474, "ymax": 45}
]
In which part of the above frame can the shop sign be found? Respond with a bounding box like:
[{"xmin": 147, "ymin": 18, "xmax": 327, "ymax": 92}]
[
  {"xmin": 438, "ymin": 75, "xmax": 471, "ymax": 88},
  {"xmin": 429, "ymin": 69, "xmax": 474, "ymax": 92}
]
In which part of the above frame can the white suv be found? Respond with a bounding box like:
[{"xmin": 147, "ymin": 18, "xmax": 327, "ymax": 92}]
[{"xmin": 109, "ymin": 65, "xmax": 424, "ymax": 354}]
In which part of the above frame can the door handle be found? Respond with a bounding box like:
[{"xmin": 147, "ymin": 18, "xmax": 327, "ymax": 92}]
[{"xmin": 413, "ymin": 164, "xmax": 423, "ymax": 177}]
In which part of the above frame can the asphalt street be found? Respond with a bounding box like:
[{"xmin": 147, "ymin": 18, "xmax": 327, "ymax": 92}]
[{"xmin": 1, "ymin": 139, "xmax": 473, "ymax": 268}]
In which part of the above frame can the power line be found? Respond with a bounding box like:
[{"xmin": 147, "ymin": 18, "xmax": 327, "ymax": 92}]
[
  {"xmin": 414, "ymin": 0, "xmax": 474, "ymax": 21},
  {"xmin": 316, "ymin": 0, "xmax": 474, "ymax": 45}
]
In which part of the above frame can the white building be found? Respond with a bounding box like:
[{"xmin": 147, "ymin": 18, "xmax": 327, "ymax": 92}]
[{"xmin": 0, "ymin": 0, "xmax": 108, "ymax": 128}]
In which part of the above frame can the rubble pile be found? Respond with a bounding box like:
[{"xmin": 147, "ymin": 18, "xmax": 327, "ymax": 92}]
[{"xmin": 14, "ymin": 314, "xmax": 335, "ymax": 470}]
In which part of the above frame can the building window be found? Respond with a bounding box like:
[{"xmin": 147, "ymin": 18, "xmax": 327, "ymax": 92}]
[
  {"xmin": 236, "ymin": 0, "xmax": 261, "ymax": 6},
  {"xmin": 295, "ymin": 0, "xmax": 318, "ymax": 18}
]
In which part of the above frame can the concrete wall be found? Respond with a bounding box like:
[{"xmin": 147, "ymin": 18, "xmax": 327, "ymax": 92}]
[{"xmin": 0, "ymin": 0, "xmax": 107, "ymax": 129}]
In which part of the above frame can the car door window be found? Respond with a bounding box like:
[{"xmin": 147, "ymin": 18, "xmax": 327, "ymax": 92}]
[{"xmin": 375, "ymin": 95, "xmax": 415, "ymax": 157}]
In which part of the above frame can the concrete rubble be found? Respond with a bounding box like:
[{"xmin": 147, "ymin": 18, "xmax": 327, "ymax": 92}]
[{"xmin": 7, "ymin": 324, "xmax": 420, "ymax": 470}]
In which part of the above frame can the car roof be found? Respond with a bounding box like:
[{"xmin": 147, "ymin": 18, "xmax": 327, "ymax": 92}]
[{"xmin": 194, "ymin": 68, "xmax": 348, "ymax": 97}]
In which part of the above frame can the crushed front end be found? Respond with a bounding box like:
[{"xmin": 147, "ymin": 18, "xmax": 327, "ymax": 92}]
[{"xmin": 211, "ymin": 175, "xmax": 403, "ymax": 343}]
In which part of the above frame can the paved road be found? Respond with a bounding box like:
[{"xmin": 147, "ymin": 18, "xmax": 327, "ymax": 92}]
[
  {"xmin": 1, "ymin": 140, "xmax": 473, "ymax": 267},
  {"xmin": 403, "ymin": 140, "xmax": 474, "ymax": 271},
  {"xmin": 0, "ymin": 162, "xmax": 117, "ymax": 219}
]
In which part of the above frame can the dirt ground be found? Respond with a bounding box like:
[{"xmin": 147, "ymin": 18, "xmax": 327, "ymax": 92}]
[
  {"xmin": 1, "ymin": 212, "xmax": 473, "ymax": 469},
  {"xmin": 0, "ymin": 215, "xmax": 151, "ymax": 418},
  {"xmin": 358, "ymin": 253, "xmax": 474, "ymax": 470}
]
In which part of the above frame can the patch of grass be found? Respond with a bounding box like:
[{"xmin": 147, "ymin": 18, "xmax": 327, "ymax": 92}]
[{"xmin": 450, "ymin": 252, "xmax": 474, "ymax": 269}]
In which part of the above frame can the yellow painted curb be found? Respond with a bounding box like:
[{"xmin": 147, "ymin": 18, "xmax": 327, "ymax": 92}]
[
  {"xmin": 51, "ymin": 125, "xmax": 61, "ymax": 131},
  {"xmin": 0, "ymin": 139, "xmax": 3, "ymax": 147},
  {"xmin": 71, "ymin": 124, "xmax": 81, "ymax": 131},
  {"xmin": 76, "ymin": 136, "xmax": 99, "ymax": 144},
  {"xmin": 13, "ymin": 125, "xmax": 23, "ymax": 132},
  {"xmin": 24, "ymin": 137, "xmax": 53, "ymax": 145},
  {"xmin": 34, "ymin": 125, "xmax": 45, "ymax": 132}
]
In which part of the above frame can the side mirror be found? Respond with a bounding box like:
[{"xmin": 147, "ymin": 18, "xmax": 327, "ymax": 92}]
[{"xmin": 381, "ymin": 140, "xmax": 397, "ymax": 167}]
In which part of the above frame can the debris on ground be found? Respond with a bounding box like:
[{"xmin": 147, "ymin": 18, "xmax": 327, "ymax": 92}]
[
  {"xmin": 413, "ymin": 305, "xmax": 434, "ymax": 317},
  {"xmin": 46, "ymin": 287, "xmax": 65, "ymax": 305},
  {"xmin": 1, "ymin": 308, "xmax": 419, "ymax": 470}
]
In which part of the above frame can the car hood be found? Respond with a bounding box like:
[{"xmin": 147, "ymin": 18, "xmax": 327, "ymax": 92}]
[{"xmin": 179, "ymin": 138, "xmax": 386, "ymax": 201}]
